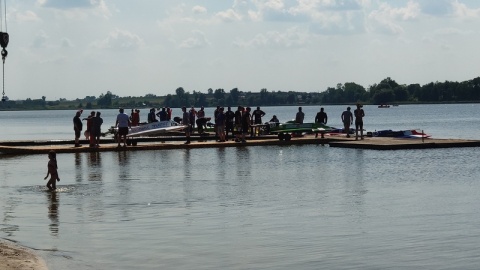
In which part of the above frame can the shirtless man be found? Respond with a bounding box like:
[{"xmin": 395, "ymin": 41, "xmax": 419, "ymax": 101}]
[
  {"xmin": 354, "ymin": 104, "xmax": 365, "ymax": 140},
  {"xmin": 341, "ymin": 107, "xmax": 353, "ymax": 138}
]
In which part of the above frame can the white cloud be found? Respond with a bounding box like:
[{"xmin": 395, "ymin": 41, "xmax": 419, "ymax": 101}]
[
  {"xmin": 92, "ymin": 29, "xmax": 144, "ymax": 50},
  {"xmin": 234, "ymin": 27, "xmax": 309, "ymax": 48},
  {"xmin": 452, "ymin": 1, "xmax": 480, "ymax": 18},
  {"xmin": 179, "ymin": 30, "xmax": 211, "ymax": 49},
  {"xmin": 215, "ymin": 9, "xmax": 243, "ymax": 22},
  {"xmin": 8, "ymin": 1, "xmax": 480, "ymax": 99},
  {"xmin": 37, "ymin": 0, "xmax": 111, "ymax": 19},
  {"xmin": 15, "ymin": 10, "xmax": 42, "ymax": 22},
  {"xmin": 192, "ymin": 5, "xmax": 207, "ymax": 14},
  {"xmin": 418, "ymin": 0, "xmax": 453, "ymax": 16},
  {"xmin": 367, "ymin": 1, "xmax": 420, "ymax": 35}
]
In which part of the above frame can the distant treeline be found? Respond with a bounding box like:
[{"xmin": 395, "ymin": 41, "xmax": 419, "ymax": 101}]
[{"xmin": 1, "ymin": 77, "xmax": 480, "ymax": 110}]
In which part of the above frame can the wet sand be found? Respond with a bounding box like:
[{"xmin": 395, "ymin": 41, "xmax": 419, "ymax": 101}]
[{"xmin": 0, "ymin": 240, "xmax": 48, "ymax": 270}]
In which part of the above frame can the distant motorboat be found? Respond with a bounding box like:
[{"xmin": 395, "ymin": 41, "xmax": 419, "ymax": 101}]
[{"xmin": 378, "ymin": 104, "xmax": 390, "ymax": 108}]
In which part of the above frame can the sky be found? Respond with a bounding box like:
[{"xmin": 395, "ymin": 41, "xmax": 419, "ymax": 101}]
[{"xmin": 2, "ymin": 0, "xmax": 480, "ymax": 100}]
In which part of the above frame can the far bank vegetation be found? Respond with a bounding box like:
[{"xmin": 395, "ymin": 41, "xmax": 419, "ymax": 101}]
[{"xmin": 2, "ymin": 77, "xmax": 480, "ymax": 110}]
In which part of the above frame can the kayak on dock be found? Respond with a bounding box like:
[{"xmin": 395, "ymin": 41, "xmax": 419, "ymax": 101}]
[{"xmin": 369, "ymin": 129, "xmax": 430, "ymax": 138}]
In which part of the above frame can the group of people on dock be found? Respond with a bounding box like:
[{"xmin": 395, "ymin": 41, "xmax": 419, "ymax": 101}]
[
  {"xmin": 73, "ymin": 109, "xmax": 104, "ymax": 148},
  {"xmin": 181, "ymin": 106, "xmax": 271, "ymax": 144},
  {"xmin": 72, "ymin": 104, "xmax": 366, "ymax": 147},
  {"xmin": 341, "ymin": 104, "xmax": 365, "ymax": 140}
]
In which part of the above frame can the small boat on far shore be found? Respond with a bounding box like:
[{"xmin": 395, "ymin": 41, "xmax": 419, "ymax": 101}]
[{"xmin": 378, "ymin": 104, "xmax": 390, "ymax": 108}]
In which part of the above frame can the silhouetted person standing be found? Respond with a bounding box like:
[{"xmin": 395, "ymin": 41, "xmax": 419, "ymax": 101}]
[
  {"xmin": 354, "ymin": 104, "xmax": 365, "ymax": 140},
  {"xmin": 341, "ymin": 107, "xmax": 353, "ymax": 138}
]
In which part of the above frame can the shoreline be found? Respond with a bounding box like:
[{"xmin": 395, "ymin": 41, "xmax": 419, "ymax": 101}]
[{"xmin": 0, "ymin": 239, "xmax": 48, "ymax": 270}]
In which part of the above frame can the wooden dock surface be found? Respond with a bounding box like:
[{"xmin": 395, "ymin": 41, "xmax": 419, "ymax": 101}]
[{"xmin": 1, "ymin": 135, "xmax": 479, "ymax": 155}]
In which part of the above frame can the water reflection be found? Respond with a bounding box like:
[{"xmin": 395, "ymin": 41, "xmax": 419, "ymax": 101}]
[
  {"xmin": 116, "ymin": 151, "xmax": 132, "ymax": 221},
  {"xmin": 74, "ymin": 152, "xmax": 83, "ymax": 183},
  {"xmin": 235, "ymin": 147, "xmax": 251, "ymax": 179},
  {"xmin": 0, "ymin": 196, "xmax": 20, "ymax": 237},
  {"xmin": 182, "ymin": 149, "xmax": 193, "ymax": 210},
  {"xmin": 88, "ymin": 152, "xmax": 102, "ymax": 181},
  {"xmin": 343, "ymin": 149, "xmax": 367, "ymax": 221},
  {"xmin": 216, "ymin": 148, "xmax": 226, "ymax": 179},
  {"xmin": 47, "ymin": 191, "xmax": 59, "ymax": 237},
  {"xmin": 117, "ymin": 151, "xmax": 130, "ymax": 180}
]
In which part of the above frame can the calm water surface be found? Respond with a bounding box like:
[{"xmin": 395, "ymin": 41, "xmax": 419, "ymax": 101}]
[
  {"xmin": 1, "ymin": 104, "xmax": 480, "ymax": 140},
  {"xmin": 1, "ymin": 105, "xmax": 480, "ymax": 269}
]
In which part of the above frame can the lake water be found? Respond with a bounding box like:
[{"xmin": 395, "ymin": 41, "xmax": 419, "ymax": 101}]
[{"xmin": 1, "ymin": 104, "xmax": 480, "ymax": 270}]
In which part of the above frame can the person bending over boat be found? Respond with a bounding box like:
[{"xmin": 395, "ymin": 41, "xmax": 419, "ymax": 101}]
[
  {"xmin": 341, "ymin": 107, "xmax": 353, "ymax": 138},
  {"xmin": 354, "ymin": 104, "xmax": 365, "ymax": 140}
]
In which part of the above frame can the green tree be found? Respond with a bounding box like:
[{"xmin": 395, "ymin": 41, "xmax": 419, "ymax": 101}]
[
  {"xmin": 373, "ymin": 89, "xmax": 395, "ymax": 104},
  {"xmin": 214, "ymin": 88, "xmax": 225, "ymax": 101},
  {"xmin": 393, "ymin": 86, "xmax": 409, "ymax": 101},
  {"xmin": 97, "ymin": 91, "xmax": 113, "ymax": 107},
  {"xmin": 229, "ymin": 88, "xmax": 240, "ymax": 104}
]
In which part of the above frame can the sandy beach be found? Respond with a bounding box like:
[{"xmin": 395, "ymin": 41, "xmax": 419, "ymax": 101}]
[{"xmin": 0, "ymin": 240, "xmax": 48, "ymax": 270}]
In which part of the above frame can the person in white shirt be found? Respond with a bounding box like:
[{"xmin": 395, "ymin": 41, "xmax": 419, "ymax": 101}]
[{"xmin": 116, "ymin": 108, "xmax": 131, "ymax": 147}]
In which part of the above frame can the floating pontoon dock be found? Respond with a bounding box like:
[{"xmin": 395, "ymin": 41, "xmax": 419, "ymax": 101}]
[{"xmin": 1, "ymin": 135, "xmax": 479, "ymax": 155}]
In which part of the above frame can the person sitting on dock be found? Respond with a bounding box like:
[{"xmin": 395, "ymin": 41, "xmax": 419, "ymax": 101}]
[
  {"xmin": 341, "ymin": 107, "xmax": 353, "ymax": 138},
  {"xmin": 354, "ymin": 104, "xmax": 365, "ymax": 140}
]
